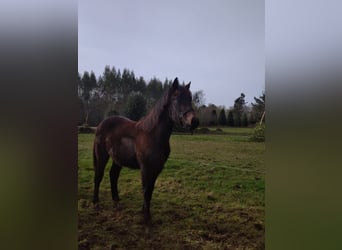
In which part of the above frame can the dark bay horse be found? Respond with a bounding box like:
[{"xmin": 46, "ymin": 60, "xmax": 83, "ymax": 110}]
[{"xmin": 92, "ymin": 78, "xmax": 199, "ymax": 225}]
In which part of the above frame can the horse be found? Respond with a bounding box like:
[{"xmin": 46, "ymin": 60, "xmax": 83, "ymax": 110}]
[{"xmin": 92, "ymin": 77, "xmax": 199, "ymax": 225}]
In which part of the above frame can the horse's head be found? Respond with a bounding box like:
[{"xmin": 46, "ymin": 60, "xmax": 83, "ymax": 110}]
[{"xmin": 169, "ymin": 78, "xmax": 199, "ymax": 130}]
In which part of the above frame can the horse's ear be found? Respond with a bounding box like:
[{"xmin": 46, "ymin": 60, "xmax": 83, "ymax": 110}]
[
  {"xmin": 185, "ymin": 81, "xmax": 191, "ymax": 89},
  {"xmin": 172, "ymin": 78, "xmax": 179, "ymax": 90}
]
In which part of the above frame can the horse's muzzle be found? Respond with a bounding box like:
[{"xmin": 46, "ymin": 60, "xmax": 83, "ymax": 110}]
[{"xmin": 181, "ymin": 111, "xmax": 198, "ymax": 128}]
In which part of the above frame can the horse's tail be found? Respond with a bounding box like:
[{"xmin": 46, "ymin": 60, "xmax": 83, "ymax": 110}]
[
  {"xmin": 93, "ymin": 141, "xmax": 97, "ymax": 170},
  {"xmin": 93, "ymin": 131, "xmax": 109, "ymax": 167},
  {"xmin": 92, "ymin": 129, "xmax": 110, "ymax": 204},
  {"xmin": 93, "ymin": 133, "xmax": 102, "ymax": 170}
]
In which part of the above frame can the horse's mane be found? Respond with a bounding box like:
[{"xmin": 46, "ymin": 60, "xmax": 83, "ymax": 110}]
[{"xmin": 136, "ymin": 88, "xmax": 171, "ymax": 132}]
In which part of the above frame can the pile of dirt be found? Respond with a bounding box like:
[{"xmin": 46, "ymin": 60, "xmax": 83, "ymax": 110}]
[
  {"xmin": 195, "ymin": 127, "xmax": 210, "ymax": 134},
  {"xmin": 193, "ymin": 127, "xmax": 226, "ymax": 134}
]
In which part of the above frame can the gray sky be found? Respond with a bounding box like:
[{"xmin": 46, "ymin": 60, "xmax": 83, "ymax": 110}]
[{"xmin": 78, "ymin": 0, "xmax": 264, "ymax": 108}]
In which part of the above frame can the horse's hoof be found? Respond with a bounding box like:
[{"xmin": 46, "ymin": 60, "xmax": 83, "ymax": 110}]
[
  {"xmin": 144, "ymin": 217, "xmax": 152, "ymax": 228},
  {"xmin": 144, "ymin": 226, "xmax": 151, "ymax": 235},
  {"xmin": 144, "ymin": 221, "xmax": 152, "ymax": 235},
  {"xmin": 91, "ymin": 202, "xmax": 101, "ymax": 210},
  {"xmin": 112, "ymin": 201, "xmax": 121, "ymax": 210}
]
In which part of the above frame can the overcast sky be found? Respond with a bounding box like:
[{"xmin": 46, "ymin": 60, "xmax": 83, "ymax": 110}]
[{"xmin": 78, "ymin": 0, "xmax": 264, "ymax": 108}]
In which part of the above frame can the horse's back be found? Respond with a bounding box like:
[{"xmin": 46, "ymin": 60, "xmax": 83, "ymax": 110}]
[
  {"xmin": 96, "ymin": 116, "xmax": 134, "ymax": 134},
  {"xmin": 95, "ymin": 116, "xmax": 139, "ymax": 168}
]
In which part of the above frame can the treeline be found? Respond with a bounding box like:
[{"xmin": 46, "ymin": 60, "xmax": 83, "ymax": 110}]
[
  {"xmin": 195, "ymin": 92, "xmax": 265, "ymax": 127},
  {"xmin": 78, "ymin": 65, "xmax": 265, "ymax": 127},
  {"xmin": 78, "ymin": 66, "xmax": 174, "ymax": 126}
]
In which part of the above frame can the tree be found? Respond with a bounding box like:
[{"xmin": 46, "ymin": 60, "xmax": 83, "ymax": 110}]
[
  {"xmin": 233, "ymin": 112, "xmax": 241, "ymax": 127},
  {"xmin": 124, "ymin": 93, "xmax": 147, "ymax": 121},
  {"xmin": 218, "ymin": 108, "xmax": 227, "ymax": 126},
  {"xmin": 227, "ymin": 111, "xmax": 234, "ymax": 126},
  {"xmin": 209, "ymin": 109, "xmax": 218, "ymax": 126},
  {"xmin": 192, "ymin": 90, "xmax": 206, "ymax": 108},
  {"xmin": 232, "ymin": 93, "xmax": 247, "ymax": 127},
  {"xmin": 99, "ymin": 66, "xmax": 122, "ymax": 103},
  {"xmin": 163, "ymin": 78, "xmax": 173, "ymax": 92},
  {"xmin": 234, "ymin": 93, "xmax": 247, "ymax": 113},
  {"xmin": 135, "ymin": 76, "xmax": 147, "ymax": 94},
  {"xmin": 77, "ymin": 72, "xmax": 82, "ymax": 97},
  {"xmin": 251, "ymin": 92, "xmax": 265, "ymax": 123},
  {"xmin": 78, "ymin": 97, "xmax": 85, "ymax": 125},
  {"xmin": 85, "ymin": 88, "xmax": 108, "ymax": 126},
  {"xmin": 80, "ymin": 71, "xmax": 98, "ymax": 125},
  {"xmin": 121, "ymin": 68, "xmax": 137, "ymax": 97},
  {"xmin": 146, "ymin": 78, "xmax": 163, "ymax": 109},
  {"xmin": 248, "ymin": 111, "xmax": 257, "ymax": 125},
  {"xmin": 241, "ymin": 112, "xmax": 249, "ymax": 127},
  {"xmin": 104, "ymin": 103, "xmax": 118, "ymax": 118}
]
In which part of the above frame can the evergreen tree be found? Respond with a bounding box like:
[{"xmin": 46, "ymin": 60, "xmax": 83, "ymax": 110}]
[
  {"xmin": 248, "ymin": 111, "xmax": 257, "ymax": 125},
  {"xmin": 77, "ymin": 72, "xmax": 82, "ymax": 97},
  {"xmin": 227, "ymin": 111, "xmax": 234, "ymax": 127},
  {"xmin": 146, "ymin": 78, "xmax": 163, "ymax": 108},
  {"xmin": 192, "ymin": 90, "xmax": 206, "ymax": 108},
  {"xmin": 233, "ymin": 112, "xmax": 241, "ymax": 127},
  {"xmin": 163, "ymin": 78, "xmax": 172, "ymax": 91},
  {"xmin": 135, "ymin": 76, "xmax": 147, "ymax": 94},
  {"xmin": 209, "ymin": 109, "xmax": 218, "ymax": 126},
  {"xmin": 104, "ymin": 104, "xmax": 118, "ymax": 118},
  {"xmin": 241, "ymin": 112, "xmax": 249, "ymax": 127},
  {"xmin": 251, "ymin": 92, "xmax": 265, "ymax": 123},
  {"xmin": 233, "ymin": 93, "xmax": 247, "ymax": 127},
  {"xmin": 121, "ymin": 68, "xmax": 136, "ymax": 97},
  {"xmin": 234, "ymin": 93, "xmax": 246, "ymax": 113},
  {"xmin": 100, "ymin": 66, "xmax": 119, "ymax": 103},
  {"xmin": 218, "ymin": 108, "xmax": 227, "ymax": 126},
  {"xmin": 80, "ymin": 71, "xmax": 98, "ymax": 125},
  {"xmin": 124, "ymin": 93, "xmax": 147, "ymax": 121},
  {"xmin": 78, "ymin": 96, "xmax": 85, "ymax": 125}
]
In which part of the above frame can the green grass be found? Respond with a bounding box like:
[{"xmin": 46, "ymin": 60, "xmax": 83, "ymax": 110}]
[{"xmin": 78, "ymin": 129, "xmax": 265, "ymax": 249}]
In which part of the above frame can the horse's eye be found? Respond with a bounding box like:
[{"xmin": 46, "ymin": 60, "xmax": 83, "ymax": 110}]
[{"xmin": 172, "ymin": 94, "xmax": 179, "ymax": 100}]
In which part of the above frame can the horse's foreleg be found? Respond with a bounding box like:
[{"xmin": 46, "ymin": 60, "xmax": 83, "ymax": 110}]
[
  {"xmin": 110, "ymin": 162, "xmax": 122, "ymax": 206},
  {"xmin": 141, "ymin": 168, "xmax": 159, "ymax": 225}
]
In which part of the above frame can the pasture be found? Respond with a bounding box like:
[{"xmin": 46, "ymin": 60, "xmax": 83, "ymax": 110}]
[{"xmin": 78, "ymin": 128, "xmax": 265, "ymax": 249}]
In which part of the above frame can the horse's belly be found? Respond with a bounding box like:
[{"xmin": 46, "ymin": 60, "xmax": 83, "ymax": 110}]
[{"xmin": 109, "ymin": 137, "xmax": 139, "ymax": 169}]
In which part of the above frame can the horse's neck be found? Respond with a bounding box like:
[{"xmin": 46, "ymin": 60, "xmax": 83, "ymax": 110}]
[{"xmin": 154, "ymin": 109, "xmax": 173, "ymax": 141}]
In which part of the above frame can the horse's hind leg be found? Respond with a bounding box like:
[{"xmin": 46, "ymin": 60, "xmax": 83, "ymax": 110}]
[
  {"xmin": 93, "ymin": 145, "xmax": 109, "ymax": 204},
  {"xmin": 110, "ymin": 162, "xmax": 122, "ymax": 206}
]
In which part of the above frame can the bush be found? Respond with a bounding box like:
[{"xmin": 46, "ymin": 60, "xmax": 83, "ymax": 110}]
[
  {"xmin": 249, "ymin": 124, "xmax": 265, "ymax": 142},
  {"xmin": 172, "ymin": 124, "xmax": 190, "ymax": 133}
]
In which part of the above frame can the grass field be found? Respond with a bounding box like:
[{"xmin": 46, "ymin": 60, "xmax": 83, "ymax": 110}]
[{"xmin": 78, "ymin": 128, "xmax": 265, "ymax": 249}]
